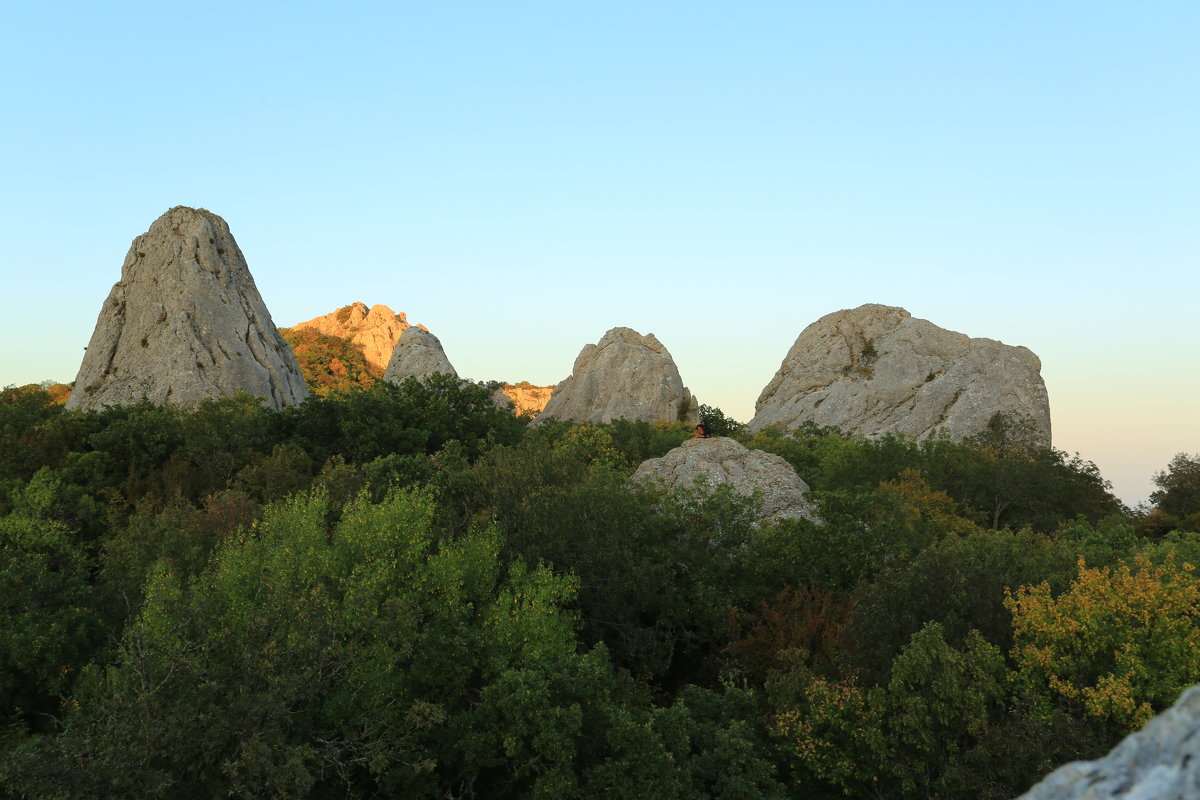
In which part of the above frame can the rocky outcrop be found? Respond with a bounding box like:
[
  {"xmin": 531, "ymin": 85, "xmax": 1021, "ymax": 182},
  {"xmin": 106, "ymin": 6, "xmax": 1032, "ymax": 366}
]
[
  {"xmin": 381, "ymin": 327, "xmax": 458, "ymax": 383},
  {"xmin": 493, "ymin": 382, "xmax": 555, "ymax": 417},
  {"xmin": 632, "ymin": 437, "xmax": 817, "ymax": 522},
  {"xmin": 1018, "ymin": 685, "xmax": 1200, "ymax": 800},
  {"xmin": 283, "ymin": 302, "xmax": 414, "ymax": 373},
  {"xmin": 66, "ymin": 206, "xmax": 308, "ymax": 411},
  {"xmin": 536, "ymin": 327, "xmax": 698, "ymax": 426},
  {"xmin": 750, "ymin": 304, "xmax": 1051, "ymax": 445}
]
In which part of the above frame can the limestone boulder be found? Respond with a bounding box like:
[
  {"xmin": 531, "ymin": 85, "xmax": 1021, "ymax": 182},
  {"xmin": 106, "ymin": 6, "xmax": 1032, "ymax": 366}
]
[
  {"xmin": 1018, "ymin": 685, "xmax": 1200, "ymax": 800},
  {"xmin": 66, "ymin": 206, "xmax": 308, "ymax": 411},
  {"xmin": 536, "ymin": 327, "xmax": 698, "ymax": 426},
  {"xmin": 381, "ymin": 327, "xmax": 458, "ymax": 383},
  {"xmin": 750, "ymin": 304, "xmax": 1051, "ymax": 445},
  {"xmin": 632, "ymin": 437, "xmax": 817, "ymax": 522},
  {"xmin": 284, "ymin": 301, "xmax": 415, "ymax": 373}
]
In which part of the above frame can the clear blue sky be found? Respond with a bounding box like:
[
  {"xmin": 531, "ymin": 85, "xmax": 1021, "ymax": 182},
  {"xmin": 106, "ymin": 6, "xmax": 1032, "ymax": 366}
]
[{"xmin": 2, "ymin": 2, "xmax": 1196, "ymax": 506}]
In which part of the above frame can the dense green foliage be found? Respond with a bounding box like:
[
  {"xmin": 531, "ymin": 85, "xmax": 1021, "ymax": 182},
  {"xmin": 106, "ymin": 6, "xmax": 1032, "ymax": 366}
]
[{"xmin": 1, "ymin": 383, "xmax": 1197, "ymax": 798}]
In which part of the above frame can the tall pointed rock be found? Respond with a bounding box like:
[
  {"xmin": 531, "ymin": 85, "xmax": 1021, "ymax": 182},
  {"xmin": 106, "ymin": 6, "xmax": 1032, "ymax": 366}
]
[
  {"xmin": 535, "ymin": 327, "xmax": 698, "ymax": 425},
  {"xmin": 66, "ymin": 206, "xmax": 309, "ymax": 411},
  {"xmin": 381, "ymin": 327, "xmax": 459, "ymax": 383}
]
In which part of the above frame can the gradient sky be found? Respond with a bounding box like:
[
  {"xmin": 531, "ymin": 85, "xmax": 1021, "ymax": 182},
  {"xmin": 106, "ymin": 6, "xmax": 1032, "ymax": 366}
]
[{"xmin": 2, "ymin": 2, "xmax": 1196, "ymax": 507}]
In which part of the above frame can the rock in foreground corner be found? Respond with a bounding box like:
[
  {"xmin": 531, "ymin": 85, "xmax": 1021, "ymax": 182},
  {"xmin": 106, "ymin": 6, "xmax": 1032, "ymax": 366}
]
[{"xmin": 1018, "ymin": 684, "xmax": 1200, "ymax": 800}]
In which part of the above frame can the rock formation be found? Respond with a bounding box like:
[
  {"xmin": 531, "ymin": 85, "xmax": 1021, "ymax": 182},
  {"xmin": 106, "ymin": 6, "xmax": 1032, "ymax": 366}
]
[
  {"xmin": 1018, "ymin": 685, "xmax": 1200, "ymax": 800},
  {"xmin": 632, "ymin": 437, "xmax": 817, "ymax": 522},
  {"xmin": 492, "ymin": 382, "xmax": 555, "ymax": 417},
  {"xmin": 750, "ymin": 304, "xmax": 1051, "ymax": 445},
  {"xmin": 66, "ymin": 206, "xmax": 308, "ymax": 412},
  {"xmin": 536, "ymin": 327, "xmax": 698, "ymax": 426},
  {"xmin": 283, "ymin": 301, "xmax": 415, "ymax": 373},
  {"xmin": 381, "ymin": 327, "xmax": 458, "ymax": 383}
]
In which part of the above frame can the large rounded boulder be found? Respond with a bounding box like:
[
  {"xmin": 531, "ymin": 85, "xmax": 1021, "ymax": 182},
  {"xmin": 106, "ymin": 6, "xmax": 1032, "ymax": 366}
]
[
  {"xmin": 632, "ymin": 436, "xmax": 817, "ymax": 522},
  {"xmin": 751, "ymin": 304, "xmax": 1051, "ymax": 445}
]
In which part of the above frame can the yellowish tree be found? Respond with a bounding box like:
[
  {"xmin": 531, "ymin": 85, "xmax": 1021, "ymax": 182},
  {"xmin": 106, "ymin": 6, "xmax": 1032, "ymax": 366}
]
[{"xmin": 1006, "ymin": 554, "xmax": 1200, "ymax": 729}]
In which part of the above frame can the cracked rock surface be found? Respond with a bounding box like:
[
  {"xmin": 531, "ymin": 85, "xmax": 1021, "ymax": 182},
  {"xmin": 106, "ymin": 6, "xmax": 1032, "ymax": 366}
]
[
  {"xmin": 750, "ymin": 304, "xmax": 1051, "ymax": 445},
  {"xmin": 381, "ymin": 327, "xmax": 458, "ymax": 383},
  {"xmin": 66, "ymin": 207, "xmax": 308, "ymax": 411},
  {"xmin": 1018, "ymin": 685, "xmax": 1200, "ymax": 800},
  {"xmin": 535, "ymin": 327, "xmax": 698, "ymax": 426},
  {"xmin": 632, "ymin": 437, "xmax": 817, "ymax": 522}
]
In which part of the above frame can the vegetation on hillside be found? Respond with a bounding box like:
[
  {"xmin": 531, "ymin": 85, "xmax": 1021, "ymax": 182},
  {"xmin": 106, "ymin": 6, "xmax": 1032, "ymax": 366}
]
[
  {"xmin": 1, "ymin": 379, "xmax": 1197, "ymax": 798},
  {"xmin": 279, "ymin": 327, "xmax": 381, "ymax": 395}
]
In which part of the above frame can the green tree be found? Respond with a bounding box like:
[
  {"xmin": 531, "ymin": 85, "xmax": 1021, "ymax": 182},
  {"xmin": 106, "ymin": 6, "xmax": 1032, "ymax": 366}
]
[
  {"xmin": 6, "ymin": 488, "xmax": 615, "ymax": 798},
  {"xmin": 587, "ymin": 685, "xmax": 787, "ymax": 799},
  {"xmin": 1150, "ymin": 453, "xmax": 1200, "ymax": 527},
  {"xmin": 697, "ymin": 405, "xmax": 747, "ymax": 439},
  {"xmin": 1007, "ymin": 554, "xmax": 1200, "ymax": 730},
  {"xmin": 0, "ymin": 511, "xmax": 104, "ymax": 727},
  {"xmin": 769, "ymin": 624, "xmax": 1011, "ymax": 800},
  {"xmin": 282, "ymin": 374, "xmax": 524, "ymax": 465},
  {"xmin": 875, "ymin": 624, "xmax": 1009, "ymax": 799},
  {"xmin": 846, "ymin": 528, "xmax": 1077, "ymax": 686}
]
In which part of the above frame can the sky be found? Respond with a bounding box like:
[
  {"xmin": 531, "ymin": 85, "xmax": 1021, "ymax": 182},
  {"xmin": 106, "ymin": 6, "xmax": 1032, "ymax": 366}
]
[{"xmin": 2, "ymin": 2, "xmax": 1196, "ymax": 507}]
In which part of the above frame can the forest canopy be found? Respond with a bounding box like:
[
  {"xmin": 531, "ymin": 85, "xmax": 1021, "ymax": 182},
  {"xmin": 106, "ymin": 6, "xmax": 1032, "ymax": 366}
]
[{"xmin": 1, "ymin": 380, "xmax": 1197, "ymax": 799}]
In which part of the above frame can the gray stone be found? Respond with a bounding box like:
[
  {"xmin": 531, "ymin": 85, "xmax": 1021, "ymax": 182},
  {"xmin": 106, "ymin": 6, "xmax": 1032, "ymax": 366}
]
[
  {"xmin": 1018, "ymin": 685, "xmax": 1200, "ymax": 800},
  {"xmin": 632, "ymin": 436, "xmax": 817, "ymax": 522},
  {"xmin": 750, "ymin": 304, "xmax": 1051, "ymax": 445},
  {"xmin": 66, "ymin": 206, "xmax": 308, "ymax": 411},
  {"xmin": 381, "ymin": 327, "xmax": 458, "ymax": 383},
  {"xmin": 536, "ymin": 327, "xmax": 698, "ymax": 426}
]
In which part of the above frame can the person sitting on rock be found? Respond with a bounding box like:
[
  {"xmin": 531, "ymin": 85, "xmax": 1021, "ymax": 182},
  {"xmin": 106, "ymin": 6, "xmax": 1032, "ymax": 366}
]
[{"xmin": 693, "ymin": 420, "xmax": 712, "ymax": 439}]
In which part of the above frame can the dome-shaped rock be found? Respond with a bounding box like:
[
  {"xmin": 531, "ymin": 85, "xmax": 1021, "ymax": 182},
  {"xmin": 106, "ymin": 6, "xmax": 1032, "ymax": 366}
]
[
  {"xmin": 535, "ymin": 327, "xmax": 698, "ymax": 426},
  {"xmin": 66, "ymin": 206, "xmax": 308, "ymax": 411},
  {"xmin": 381, "ymin": 327, "xmax": 458, "ymax": 383},
  {"xmin": 750, "ymin": 304, "xmax": 1051, "ymax": 445},
  {"xmin": 632, "ymin": 436, "xmax": 817, "ymax": 522},
  {"xmin": 1018, "ymin": 684, "xmax": 1200, "ymax": 799}
]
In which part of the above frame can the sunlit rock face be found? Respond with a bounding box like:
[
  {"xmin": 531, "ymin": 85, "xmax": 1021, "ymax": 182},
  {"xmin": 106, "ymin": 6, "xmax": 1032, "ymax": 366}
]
[
  {"xmin": 491, "ymin": 383, "xmax": 554, "ymax": 417},
  {"xmin": 67, "ymin": 206, "xmax": 308, "ymax": 411},
  {"xmin": 285, "ymin": 301, "xmax": 415, "ymax": 374},
  {"xmin": 381, "ymin": 326, "xmax": 458, "ymax": 383},
  {"xmin": 632, "ymin": 436, "xmax": 818, "ymax": 523},
  {"xmin": 535, "ymin": 327, "xmax": 698, "ymax": 426},
  {"xmin": 1017, "ymin": 685, "xmax": 1200, "ymax": 800},
  {"xmin": 750, "ymin": 304, "xmax": 1051, "ymax": 445}
]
